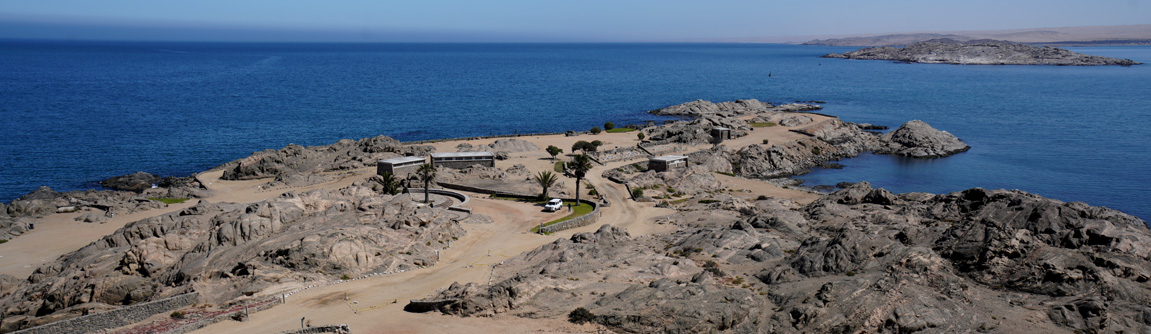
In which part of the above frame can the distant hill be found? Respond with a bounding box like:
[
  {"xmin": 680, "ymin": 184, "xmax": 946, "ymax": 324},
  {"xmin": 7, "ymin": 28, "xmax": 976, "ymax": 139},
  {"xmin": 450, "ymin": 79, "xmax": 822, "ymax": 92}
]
[
  {"xmin": 803, "ymin": 24, "xmax": 1151, "ymax": 46},
  {"xmin": 823, "ymin": 39, "xmax": 1141, "ymax": 66}
]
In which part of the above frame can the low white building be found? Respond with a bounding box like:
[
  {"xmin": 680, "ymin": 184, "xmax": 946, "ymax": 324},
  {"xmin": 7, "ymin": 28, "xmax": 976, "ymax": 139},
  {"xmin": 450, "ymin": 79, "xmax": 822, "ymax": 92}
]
[
  {"xmin": 378, "ymin": 156, "xmax": 426, "ymax": 178},
  {"xmin": 649, "ymin": 155, "xmax": 688, "ymax": 172}
]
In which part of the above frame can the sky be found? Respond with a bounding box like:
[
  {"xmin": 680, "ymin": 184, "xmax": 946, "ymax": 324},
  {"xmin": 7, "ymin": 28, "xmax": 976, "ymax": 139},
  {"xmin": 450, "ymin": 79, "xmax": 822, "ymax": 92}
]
[{"xmin": 1, "ymin": 0, "xmax": 1149, "ymax": 42}]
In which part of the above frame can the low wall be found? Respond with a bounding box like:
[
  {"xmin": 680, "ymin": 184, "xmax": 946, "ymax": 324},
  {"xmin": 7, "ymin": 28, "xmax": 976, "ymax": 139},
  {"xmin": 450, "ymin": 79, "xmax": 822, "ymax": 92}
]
[
  {"xmin": 408, "ymin": 188, "xmax": 471, "ymax": 213},
  {"xmin": 164, "ymin": 296, "xmax": 281, "ymax": 334},
  {"xmin": 12, "ymin": 293, "xmax": 198, "ymax": 334},
  {"xmin": 279, "ymin": 324, "xmax": 351, "ymax": 334},
  {"xmin": 539, "ymin": 198, "xmax": 602, "ymax": 234}
]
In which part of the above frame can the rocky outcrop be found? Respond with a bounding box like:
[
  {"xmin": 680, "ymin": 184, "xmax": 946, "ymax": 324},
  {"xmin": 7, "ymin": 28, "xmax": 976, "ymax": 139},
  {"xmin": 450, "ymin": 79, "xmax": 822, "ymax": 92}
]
[
  {"xmin": 737, "ymin": 119, "xmax": 881, "ymax": 178},
  {"xmin": 221, "ymin": 135, "xmax": 431, "ymax": 180},
  {"xmin": 101, "ymin": 172, "xmax": 163, "ymax": 192},
  {"xmin": 649, "ymin": 99, "xmax": 821, "ymax": 117},
  {"xmin": 875, "ymin": 120, "xmax": 970, "ymax": 158},
  {"xmin": 0, "ymin": 185, "xmax": 468, "ymax": 332},
  {"xmin": 825, "ymin": 39, "xmax": 1141, "ymax": 65},
  {"xmin": 410, "ymin": 182, "xmax": 1151, "ymax": 333}
]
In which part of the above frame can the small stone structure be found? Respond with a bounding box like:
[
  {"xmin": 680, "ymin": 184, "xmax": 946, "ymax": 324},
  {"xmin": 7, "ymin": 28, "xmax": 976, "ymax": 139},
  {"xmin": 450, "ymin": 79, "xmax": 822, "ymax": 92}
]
[
  {"xmin": 711, "ymin": 127, "xmax": 731, "ymax": 143},
  {"xmin": 649, "ymin": 155, "xmax": 688, "ymax": 172},
  {"xmin": 377, "ymin": 156, "xmax": 426, "ymax": 178},
  {"xmin": 431, "ymin": 152, "xmax": 495, "ymax": 169}
]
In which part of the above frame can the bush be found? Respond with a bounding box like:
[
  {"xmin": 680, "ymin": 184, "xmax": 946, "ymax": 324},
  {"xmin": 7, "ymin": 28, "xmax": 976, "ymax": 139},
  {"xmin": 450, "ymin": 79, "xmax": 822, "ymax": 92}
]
[
  {"xmin": 341, "ymin": 274, "xmax": 351, "ymax": 280},
  {"xmin": 756, "ymin": 195, "xmax": 769, "ymax": 200},
  {"xmin": 631, "ymin": 188, "xmax": 644, "ymax": 199},
  {"xmin": 604, "ymin": 122, "xmax": 615, "ymax": 130},
  {"xmin": 762, "ymin": 139, "xmax": 770, "ymax": 145},
  {"xmin": 170, "ymin": 311, "xmax": 186, "ymax": 319},
  {"xmin": 568, "ymin": 307, "xmax": 597, "ymax": 324},
  {"xmin": 811, "ymin": 147, "xmax": 822, "ymax": 155},
  {"xmin": 637, "ymin": 132, "xmax": 645, "ymax": 141},
  {"xmin": 589, "ymin": 126, "xmax": 602, "ymax": 134}
]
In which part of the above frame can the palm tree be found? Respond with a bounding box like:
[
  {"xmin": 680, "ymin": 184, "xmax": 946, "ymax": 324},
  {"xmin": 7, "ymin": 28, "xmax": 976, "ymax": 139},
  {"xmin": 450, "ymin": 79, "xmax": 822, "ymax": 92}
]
[
  {"xmin": 416, "ymin": 163, "xmax": 437, "ymax": 203},
  {"xmin": 533, "ymin": 171, "xmax": 559, "ymax": 200},
  {"xmin": 379, "ymin": 171, "xmax": 400, "ymax": 195},
  {"xmin": 569, "ymin": 154, "xmax": 593, "ymax": 204}
]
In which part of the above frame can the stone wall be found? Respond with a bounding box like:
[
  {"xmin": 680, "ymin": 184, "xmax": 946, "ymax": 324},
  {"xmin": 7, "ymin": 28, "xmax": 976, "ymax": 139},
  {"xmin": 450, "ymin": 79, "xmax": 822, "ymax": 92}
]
[
  {"xmin": 408, "ymin": 188, "xmax": 471, "ymax": 213},
  {"xmin": 539, "ymin": 199, "xmax": 602, "ymax": 234},
  {"xmin": 279, "ymin": 324, "xmax": 351, "ymax": 334},
  {"xmin": 12, "ymin": 293, "xmax": 198, "ymax": 334}
]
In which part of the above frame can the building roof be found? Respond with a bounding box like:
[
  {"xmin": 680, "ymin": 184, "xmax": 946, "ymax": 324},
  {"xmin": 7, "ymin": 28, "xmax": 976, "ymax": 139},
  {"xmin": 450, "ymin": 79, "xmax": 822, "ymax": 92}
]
[
  {"xmin": 712, "ymin": 126, "xmax": 731, "ymax": 131},
  {"xmin": 431, "ymin": 151, "xmax": 495, "ymax": 158},
  {"xmin": 650, "ymin": 155, "xmax": 688, "ymax": 162},
  {"xmin": 378, "ymin": 156, "xmax": 426, "ymax": 164}
]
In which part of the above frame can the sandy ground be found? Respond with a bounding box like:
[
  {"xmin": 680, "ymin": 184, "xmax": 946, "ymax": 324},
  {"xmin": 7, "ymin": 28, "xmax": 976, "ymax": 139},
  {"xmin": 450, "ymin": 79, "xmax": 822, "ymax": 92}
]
[{"xmin": 2, "ymin": 112, "xmax": 831, "ymax": 333}]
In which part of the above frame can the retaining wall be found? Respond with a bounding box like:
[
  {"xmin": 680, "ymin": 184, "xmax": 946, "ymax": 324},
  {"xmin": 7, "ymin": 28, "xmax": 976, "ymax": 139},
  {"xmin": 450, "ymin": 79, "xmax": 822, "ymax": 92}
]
[
  {"xmin": 12, "ymin": 293, "xmax": 198, "ymax": 334},
  {"xmin": 539, "ymin": 199, "xmax": 602, "ymax": 234},
  {"xmin": 408, "ymin": 188, "xmax": 471, "ymax": 213}
]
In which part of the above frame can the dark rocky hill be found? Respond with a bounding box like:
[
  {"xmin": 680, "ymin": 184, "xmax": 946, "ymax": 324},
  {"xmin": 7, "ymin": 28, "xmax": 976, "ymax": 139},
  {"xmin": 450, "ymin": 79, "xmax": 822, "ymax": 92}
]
[
  {"xmin": 410, "ymin": 183, "xmax": 1151, "ymax": 333},
  {"xmin": 824, "ymin": 39, "xmax": 1141, "ymax": 66}
]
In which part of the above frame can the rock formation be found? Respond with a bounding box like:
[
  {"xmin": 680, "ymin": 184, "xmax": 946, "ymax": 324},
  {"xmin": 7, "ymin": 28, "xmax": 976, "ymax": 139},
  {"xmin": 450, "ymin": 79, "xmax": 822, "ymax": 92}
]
[
  {"xmin": 101, "ymin": 172, "xmax": 163, "ymax": 192},
  {"xmin": 650, "ymin": 99, "xmax": 820, "ymax": 117},
  {"xmin": 824, "ymin": 39, "xmax": 1141, "ymax": 65},
  {"xmin": 875, "ymin": 120, "xmax": 970, "ymax": 158},
  {"xmin": 0, "ymin": 185, "xmax": 467, "ymax": 332},
  {"xmin": 220, "ymin": 135, "xmax": 433, "ymax": 180},
  {"xmin": 410, "ymin": 183, "xmax": 1151, "ymax": 333}
]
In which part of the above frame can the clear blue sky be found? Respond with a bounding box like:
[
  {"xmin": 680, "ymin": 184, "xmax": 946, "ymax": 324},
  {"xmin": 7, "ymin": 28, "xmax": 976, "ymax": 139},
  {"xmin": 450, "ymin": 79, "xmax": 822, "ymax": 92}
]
[{"xmin": 1, "ymin": 0, "xmax": 1148, "ymax": 42}]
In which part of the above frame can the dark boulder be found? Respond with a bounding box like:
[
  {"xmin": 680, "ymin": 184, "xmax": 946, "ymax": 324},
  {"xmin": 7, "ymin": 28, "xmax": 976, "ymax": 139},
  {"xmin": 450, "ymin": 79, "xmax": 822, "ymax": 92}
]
[{"xmin": 101, "ymin": 172, "xmax": 162, "ymax": 192}]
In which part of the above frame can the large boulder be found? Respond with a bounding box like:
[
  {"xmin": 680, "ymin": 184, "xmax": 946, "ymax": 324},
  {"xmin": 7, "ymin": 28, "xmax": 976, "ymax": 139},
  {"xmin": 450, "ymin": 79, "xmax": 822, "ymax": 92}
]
[
  {"xmin": 876, "ymin": 120, "xmax": 970, "ymax": 158},
  {"xmin": 101, "ymin": 172, "xmax": 162, "ymax": 192}
]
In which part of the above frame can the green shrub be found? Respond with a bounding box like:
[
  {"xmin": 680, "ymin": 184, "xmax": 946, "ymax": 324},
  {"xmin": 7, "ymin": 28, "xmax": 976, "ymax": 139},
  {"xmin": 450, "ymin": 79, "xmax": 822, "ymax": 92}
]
[
  {"xmin": 341, "ymin": 274, "xmax": 351, "ymax": 280},
  {"xmin": 751, "ymin": 122, "xmax": 778, "ymax": 127},
  {"xmin": 603, "ymin": 122, "xmax": 615, "ymax": 130},
  {"xmin": 631, "ymin": 188, "xmax": 644, "ymax": 198},
  {"xmin": 811, "ymin": 147, "xmax": 822, "ymax": 155},
  {"xmin": 762, "ymin": 139, "xmax": 770, "ymax": 145},
  {"xmin": 568, "ymin": 307, "xmax": 597, "ymax": 324},
  {"xmin": 170, "ymin": 311, "xmax": 186, "ymax": 319},
  {"xmin": 637, "ymin": 132, "xmax": 645, "ymax": 140},
  {"xmin": 756, "ymin": 195, "xmax": 769, "ymax": 200},
  {"xmin": 0, "ymin": 239, "xmax": 7, "ymax": 244},
  {"xmin": 589, "ymin": 126, "xmax": 602, "ymax": 134},
  {"xmin": 698, "ymin": 199, "xmax": 719, "ymax": 204}
]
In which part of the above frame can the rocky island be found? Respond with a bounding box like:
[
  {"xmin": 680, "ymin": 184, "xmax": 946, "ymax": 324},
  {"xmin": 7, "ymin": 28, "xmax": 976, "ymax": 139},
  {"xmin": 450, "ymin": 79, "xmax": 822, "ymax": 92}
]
[
  {"xmin": 0, "ymin": 99, "xmax": 1146, "ymax": 334},
  {"xmin": 824, "ymin": 39, "xmax": 1142, "ymax": 66}
]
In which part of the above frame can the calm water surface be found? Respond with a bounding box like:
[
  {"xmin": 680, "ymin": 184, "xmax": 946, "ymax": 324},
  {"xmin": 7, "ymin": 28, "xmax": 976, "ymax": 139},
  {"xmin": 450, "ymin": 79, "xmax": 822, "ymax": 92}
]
[{"xmin": 1, "ymin": 42, "xmax": 1148, "ymax": 220}]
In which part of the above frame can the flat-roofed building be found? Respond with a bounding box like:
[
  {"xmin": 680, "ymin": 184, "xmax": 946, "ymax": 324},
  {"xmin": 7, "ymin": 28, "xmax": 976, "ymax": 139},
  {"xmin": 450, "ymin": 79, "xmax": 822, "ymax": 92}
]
[
  {"xmin": 649, "ymin": 155, "xmax": 688, "ymax": 172},
  {"xmin": 431, "ymin": 151, "xmax": 495, "ymax": 169},
  {"xmin": 378, "ymin": 156, "xmax": 427, "ymax": 178}
]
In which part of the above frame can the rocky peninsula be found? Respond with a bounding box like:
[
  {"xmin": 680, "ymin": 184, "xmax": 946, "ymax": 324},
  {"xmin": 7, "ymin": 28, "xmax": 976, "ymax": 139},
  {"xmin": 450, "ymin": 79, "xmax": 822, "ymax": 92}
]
[
  {"xmin": 824, "ymin": 39, "xmax": 1142, "ymax": 65},
  {"xmin": 0, "ymin": 99, "xmax": 1146, "ymax": 334}
]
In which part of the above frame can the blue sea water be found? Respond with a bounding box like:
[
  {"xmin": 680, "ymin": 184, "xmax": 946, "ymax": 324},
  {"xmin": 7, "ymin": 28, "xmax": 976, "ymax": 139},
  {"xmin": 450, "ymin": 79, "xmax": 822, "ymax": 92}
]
[{"xmin": 1, "ymin": 41, "xmax": 1149, "ymax": 221}]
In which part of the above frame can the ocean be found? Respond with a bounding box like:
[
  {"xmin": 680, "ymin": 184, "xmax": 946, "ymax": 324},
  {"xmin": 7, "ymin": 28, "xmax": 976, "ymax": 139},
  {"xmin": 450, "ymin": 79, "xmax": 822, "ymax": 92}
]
[{"xmin": 1, "ymin": 41, "xmax": 1148, "ymax": 221}]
